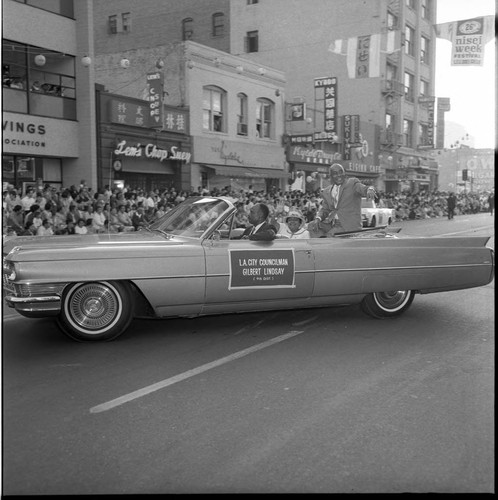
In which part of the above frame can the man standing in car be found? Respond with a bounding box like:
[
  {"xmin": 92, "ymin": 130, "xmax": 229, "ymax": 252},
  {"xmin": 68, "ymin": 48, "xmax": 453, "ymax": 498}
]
[{"xmin": 308, "ymin": 163, "xmax": 376, "ymax": 237}]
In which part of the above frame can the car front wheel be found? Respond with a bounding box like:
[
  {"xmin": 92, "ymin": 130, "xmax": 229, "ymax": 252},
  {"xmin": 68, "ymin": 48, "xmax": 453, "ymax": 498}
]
[
  {"xmin": 370, "ymin": 216, "xmax": 376, "ymax": 227},
  {"xmin": 57, "ymin": 281, "xmax": 133, "ymax": 341},
  {"xmin": 360, "ymin": 290, "xmax": 415, "ymax": 319}
]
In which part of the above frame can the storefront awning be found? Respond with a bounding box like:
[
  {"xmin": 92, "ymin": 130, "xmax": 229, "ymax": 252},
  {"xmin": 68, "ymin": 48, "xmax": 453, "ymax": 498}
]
[{"xmin": 206, "ymin": 165, "xmax": 289, "ymax": 179}]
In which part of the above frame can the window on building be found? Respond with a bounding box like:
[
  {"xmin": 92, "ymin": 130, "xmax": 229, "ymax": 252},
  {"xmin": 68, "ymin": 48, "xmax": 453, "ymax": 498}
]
[
  {"xmin": 247, "ymin": 0, "xmax": 259, "ymax": 4},
  {"xmin": 387, "ymin": 11, "xmax": 398, "ymax": 30},
  {"xmin": 256, "ymin": 98, "xmax": 274, "ymax": 139},
  {"xmin": 420, "ymin": 79, "xmax": 429, "ymax": 97},
  {"xmin": 203, "ymin": 86, "xmax": 226, "ymax": 132},
  {"xmin": 122, "ymin": 12, "xmax": 131, "ymax": 32},
  {"xmin": 237, "ymin": 93, "xmax": 248, "ymax": 136},
  {"xmin": 420, "ymin": 36, "xmax": 429, "ymax": 64},
  {"xmin": 108, "ymin": 15, "xmax": 118, "ymax": 34},
  {"xmin": 182, "ymin": 18, "xmax": 193, "ymax": 40},
  {"xmin": 386, "ymin": 62, "xmax": 397, "ymax": 85},
  {"xmin": 246, "ymin": 31, "xmax": 259, "ymax": 53},
  {"xmin": 403, "ymin": 118, "xmax": 413, "ymax": 147},
  {"xmin": 2, "ymin": 40, "xmax": 76, "ymax": 119},
  {"xmin": 405, "ymin": 0, "xmax": 416, "ymax": 9},
  {"xmin": 212, "ymin": 12, "xmax": 224, "ymax": 36},
  {"xmin": 419, "ymin": 123, "xmax": 430, "ymax": 146},
  {"xmin": 404, "ymin": 25, "xmax": 415, "ymax": 57},
  {"xmin": 15, "ymin": 0, "xmax": 74, "ymax": 18},
  {"xmin": 421, "ymin": 0, "xmax": 430, "ymax": 19},
  {"xmin": 385, "ymin": 113, "xmax": 395, "ymax": 130},
  {"xmin": 404, "ymin": 72, "xmax": 414, "ymax": 102}
]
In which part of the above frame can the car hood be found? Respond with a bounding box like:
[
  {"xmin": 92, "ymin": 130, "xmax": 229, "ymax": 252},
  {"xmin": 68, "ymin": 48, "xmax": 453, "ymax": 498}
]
[{"xmin": 3, "ymin": 231, "xmax": 187, "ymax": 262}]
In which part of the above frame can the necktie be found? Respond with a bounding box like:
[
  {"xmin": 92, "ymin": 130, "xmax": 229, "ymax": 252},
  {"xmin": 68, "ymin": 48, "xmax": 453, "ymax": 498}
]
[{"xmin": 332, "ymin": 185, "xmax": 339, "ymax": 207}]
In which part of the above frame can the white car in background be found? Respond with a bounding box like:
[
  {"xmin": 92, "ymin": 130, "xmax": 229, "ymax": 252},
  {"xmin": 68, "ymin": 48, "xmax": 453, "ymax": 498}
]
[{"xmin": 361, "ymin": 198, "xmax": 395, "ymax": 228}]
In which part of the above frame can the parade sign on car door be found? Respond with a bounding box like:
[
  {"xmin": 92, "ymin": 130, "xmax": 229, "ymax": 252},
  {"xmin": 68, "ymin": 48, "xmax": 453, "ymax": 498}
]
[{"xmin": 229, "ymin": 249, "xmax": 296, "ymax": 289}]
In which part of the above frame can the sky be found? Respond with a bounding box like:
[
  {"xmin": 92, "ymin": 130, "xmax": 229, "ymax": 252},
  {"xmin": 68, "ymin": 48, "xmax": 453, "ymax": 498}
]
[{"xmin": 435, "ymin": 0, "xmax": 496, "ymax": 149}]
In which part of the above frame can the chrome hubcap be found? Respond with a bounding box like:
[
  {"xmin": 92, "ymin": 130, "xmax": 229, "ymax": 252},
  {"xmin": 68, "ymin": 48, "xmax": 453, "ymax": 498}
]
[{"xmin": 69, "ymin": 283, "xmax": 120, "ymax": 331}]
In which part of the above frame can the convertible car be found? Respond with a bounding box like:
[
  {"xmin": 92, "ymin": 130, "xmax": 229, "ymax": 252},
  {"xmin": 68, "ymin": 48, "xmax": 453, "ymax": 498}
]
[{"xmin": 2, "ymin": 196, "xmax": 494, "ymax": 342}]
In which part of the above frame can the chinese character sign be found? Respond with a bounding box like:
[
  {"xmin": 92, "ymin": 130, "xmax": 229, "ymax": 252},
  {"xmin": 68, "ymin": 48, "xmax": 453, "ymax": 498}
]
[
  {"xmin": 147, "ymin": 71, "xmax": 163, "ymax": 127},
  {"xmin": 108, "ymin": 98, "xmax": 188, "ymax": 133},
  {"xmin": 314, "ymin": 77, "xmax": 338, "ymax": 136},
  {"xmin": 109, "ymin": 101, "xmax": 147, "ymax": 128}
]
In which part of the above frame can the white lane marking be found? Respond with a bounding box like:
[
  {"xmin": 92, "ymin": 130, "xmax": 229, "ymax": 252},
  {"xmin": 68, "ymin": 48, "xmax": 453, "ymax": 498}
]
[{"xmin": 90, "ymin": 330, "xmax": 305, "ymax": 414}]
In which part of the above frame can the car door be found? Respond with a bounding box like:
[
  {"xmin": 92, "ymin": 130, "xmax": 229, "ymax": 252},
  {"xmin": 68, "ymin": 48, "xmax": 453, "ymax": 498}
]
[{"xmin": 202, "ymin": 232, "xmax": 315, "ymax": 315}]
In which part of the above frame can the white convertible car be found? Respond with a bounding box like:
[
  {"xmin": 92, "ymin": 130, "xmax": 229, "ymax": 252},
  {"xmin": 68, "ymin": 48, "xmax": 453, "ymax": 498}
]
[{"xmin": 361, "ymin": 198, "xmax": 395, "ymax": 228}]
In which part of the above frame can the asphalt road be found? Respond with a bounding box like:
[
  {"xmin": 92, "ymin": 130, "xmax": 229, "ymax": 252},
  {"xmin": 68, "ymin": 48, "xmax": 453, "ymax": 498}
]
[{"xmin": 1, "ymin": 213, "xmax": 494, "ymax": 494}]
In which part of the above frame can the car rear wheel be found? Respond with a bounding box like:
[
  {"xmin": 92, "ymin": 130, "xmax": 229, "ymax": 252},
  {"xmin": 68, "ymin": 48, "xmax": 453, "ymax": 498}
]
[
  {"xmin": 370, "ymin": 216, "xmax": 376, "ymax": 227},
  {"xmin": 360, "ymin": 290, "xmax": 415, "ymax": 319},
  {"xmin": 56, "ymin": 281, "xmax": 133, "ymax": 341}
]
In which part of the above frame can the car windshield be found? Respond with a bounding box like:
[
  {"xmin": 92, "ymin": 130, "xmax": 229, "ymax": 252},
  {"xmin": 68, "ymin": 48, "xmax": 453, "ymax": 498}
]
[
  {"xmin": 148, "ymin": 197, "xmax": 232, "ymax": 238},
  {"xmin": 361, "ymin": 198, "xmax": 374, "ymax": 208}
]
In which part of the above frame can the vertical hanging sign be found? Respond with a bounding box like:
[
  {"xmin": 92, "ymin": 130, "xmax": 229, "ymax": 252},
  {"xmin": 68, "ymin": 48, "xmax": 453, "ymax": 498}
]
[
  {"xmin": 342, "ymin": 114, "xmax": 360, "ymax": 160},
  {"xmin": 147, "ymin": 71, "xmax": 163, "ymax": 128},
  {"xmin": 314, "ymin": 76, "xmax": 338, "ymax": 140}
]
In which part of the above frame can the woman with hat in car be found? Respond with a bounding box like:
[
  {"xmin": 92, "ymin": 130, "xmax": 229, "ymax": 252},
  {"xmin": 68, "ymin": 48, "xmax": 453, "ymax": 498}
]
[{"xmin": 275, "ymin": 209, "xmax": 310, "ymax": 239}]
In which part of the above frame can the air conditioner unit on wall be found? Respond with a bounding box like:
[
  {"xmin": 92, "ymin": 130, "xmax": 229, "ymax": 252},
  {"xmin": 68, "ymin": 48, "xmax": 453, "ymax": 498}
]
[{"xmin": 237, "ymin": 123, "xmax": 248, "ymax": 135}]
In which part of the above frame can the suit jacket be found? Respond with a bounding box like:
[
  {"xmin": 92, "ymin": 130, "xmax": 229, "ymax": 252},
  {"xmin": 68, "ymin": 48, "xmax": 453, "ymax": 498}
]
[
  {"xmin": 242, "ymin": 221, "xmax": 277, "ymax": 241},
  {"xmin": 317, "ymin": 177, "xmax": 369, "ymax": 232}
]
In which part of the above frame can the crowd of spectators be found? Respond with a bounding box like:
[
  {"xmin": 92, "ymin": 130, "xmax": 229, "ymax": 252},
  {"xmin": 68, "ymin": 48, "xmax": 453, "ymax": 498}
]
[{"xmin": 2, "ymin": 181, "xmax": 494, "ymax": 237}]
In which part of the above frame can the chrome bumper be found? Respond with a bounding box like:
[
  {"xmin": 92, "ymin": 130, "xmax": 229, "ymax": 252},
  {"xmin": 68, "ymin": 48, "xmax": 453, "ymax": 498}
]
[{"xmin": 5, "ymin": 295, "xmax": 61, "ymax": 315}]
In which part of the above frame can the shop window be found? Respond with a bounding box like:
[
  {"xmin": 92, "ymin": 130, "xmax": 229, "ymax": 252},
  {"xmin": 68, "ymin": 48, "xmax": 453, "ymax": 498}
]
[
  {"xmin": 2, "ymin": 155, "xmax": 61, "ymax": 190},
  {"xmin": 203, "ymin": 86, "xmax": 226, "ymax": 132},
  {"xmin": 256, "ymin": 98, "xmax": 274, "ymax": 139}
]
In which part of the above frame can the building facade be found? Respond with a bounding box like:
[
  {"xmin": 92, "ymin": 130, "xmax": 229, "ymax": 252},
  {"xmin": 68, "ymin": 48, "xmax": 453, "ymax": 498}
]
[
  {"xmin": 2, "ymin": 0, "xmax": 96, "ymax": 193},
  {"xmin": 92, "ymin": 27, "xmax": 288, "ymax": 192},
  {"xmin": 229, "ymin": 0, "xmax": 440, "ymax": 193}
]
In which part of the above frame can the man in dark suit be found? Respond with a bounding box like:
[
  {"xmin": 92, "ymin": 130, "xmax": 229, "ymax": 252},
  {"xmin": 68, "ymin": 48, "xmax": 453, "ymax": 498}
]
[
  {"xmin": 242, "ymin": 203, "xmax": 277, "ymax": 241},
  {"xmin": 309, "ymin": 163, "xmax": 376, "ymax": 237}
]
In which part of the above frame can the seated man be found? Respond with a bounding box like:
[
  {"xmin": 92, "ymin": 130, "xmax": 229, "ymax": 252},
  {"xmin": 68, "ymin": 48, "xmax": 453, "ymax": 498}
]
[
  {"xmin": 241, "ymin": 203, "xmax": 277, "ymax": 241},
  {"xmin": 275, "ymin": 209, "xmax": 310, "ymax": 239}
]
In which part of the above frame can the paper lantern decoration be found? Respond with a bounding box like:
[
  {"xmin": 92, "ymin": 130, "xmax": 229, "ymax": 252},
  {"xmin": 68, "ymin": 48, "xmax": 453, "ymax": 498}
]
[{"xmin": 34, "ymin": 54, "xmax": 46, "ymax": 66}]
